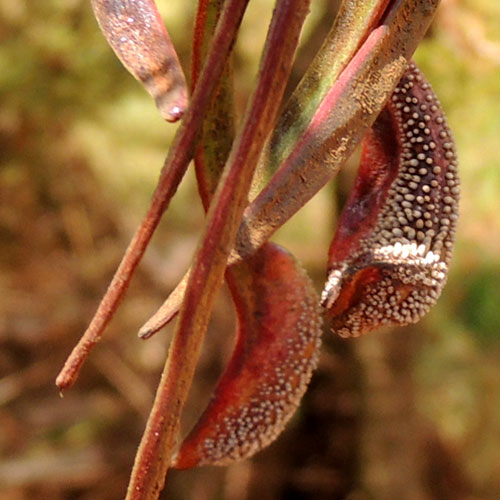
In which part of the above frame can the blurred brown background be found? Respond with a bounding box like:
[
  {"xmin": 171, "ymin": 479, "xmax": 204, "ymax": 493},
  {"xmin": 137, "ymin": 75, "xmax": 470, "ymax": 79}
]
[{"xmin": 1, "ymin": 0, "xmax": 500, "ymax": 498}]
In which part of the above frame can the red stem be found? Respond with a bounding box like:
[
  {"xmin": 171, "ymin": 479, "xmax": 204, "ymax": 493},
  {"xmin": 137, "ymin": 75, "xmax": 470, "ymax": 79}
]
[
  {"xmin": 125, "ymin": 0, "xmax": 311, "ymax": 497},
  {"xmin": 56, "ymin": 0, "xmax": 250, "ymax": 392}
]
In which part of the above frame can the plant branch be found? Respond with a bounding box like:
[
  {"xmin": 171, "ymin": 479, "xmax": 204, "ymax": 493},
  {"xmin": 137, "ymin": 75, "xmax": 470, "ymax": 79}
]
[
  {"xmin": 138, "ymin": 0, "xmax": 441, "ymax": 338},
  {"xmin": 56, "ymin": 0, "xmax": 250, "ymax": 392},
  {"xmin": 125, "ymin": 0, "xmax": 311, "ymax": 497},
  {"xmin": 138, "ymin": 0, "xmax": 392, "ymax": 337}
]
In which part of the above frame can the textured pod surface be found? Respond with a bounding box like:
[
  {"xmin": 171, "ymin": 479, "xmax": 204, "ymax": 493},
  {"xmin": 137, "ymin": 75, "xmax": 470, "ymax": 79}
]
[
  {"xmin": 91, "ymin": 0, "xmax": 187, "ymax": 122},
  {"xmin": 174, "ymin": 243, "xmax": 322, "ymax": 469},
  {"xmin": 322, "ymin": 62, "xmax": 459, "ymax": 337}
]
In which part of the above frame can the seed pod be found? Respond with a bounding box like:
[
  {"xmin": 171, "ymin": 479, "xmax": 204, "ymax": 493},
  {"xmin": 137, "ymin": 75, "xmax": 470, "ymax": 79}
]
[
  {"xmin": 322, "ymin": 62, "xmax": 459, "ymax": 337},
  {"xmin": 174, "ymin": 243, "xmax": 322, "ymax": 469},
  {"xmin": 91, "ymin": 0, "xmax": 188, "ymax": 122}
]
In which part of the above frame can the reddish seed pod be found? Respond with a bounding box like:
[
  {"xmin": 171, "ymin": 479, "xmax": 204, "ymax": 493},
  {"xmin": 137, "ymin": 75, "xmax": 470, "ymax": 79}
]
[
  {"xmin": 174, "ymin": 243, "xmax": 322, "ymax": 469},
  {"xmin": 91, "ymin": 0, "xmax": 188, "ymax": 122},
  {"xmin": 322, "ymin": 62, "xmax": 459, "ymax": 337}
]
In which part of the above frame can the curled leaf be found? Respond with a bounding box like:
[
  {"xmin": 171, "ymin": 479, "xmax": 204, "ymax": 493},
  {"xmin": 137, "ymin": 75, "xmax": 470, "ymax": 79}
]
[
  {"xmin": 174, "ymin": 243, "xmax": 322, "ymax": 468},
  {"xmin": 322, "ymin": 62, "xmax": 459, "ymax": 337}
]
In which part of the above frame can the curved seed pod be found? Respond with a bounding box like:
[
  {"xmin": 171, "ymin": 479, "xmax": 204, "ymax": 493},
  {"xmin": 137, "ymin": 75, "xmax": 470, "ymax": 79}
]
[
  {"xmin": 91, "ymin": 0, "xmax": 188, "ymax": 122},
  {"xmin": 174, "ymin": 242, "xmax": 322, "ymax": 469},
  {"xmin": 321, "ymin": 62, "xmax": 459, "ymax": 337},
  {"xmin": 170, "ymin": 0, "xmax": 321, "ymax": 470}
]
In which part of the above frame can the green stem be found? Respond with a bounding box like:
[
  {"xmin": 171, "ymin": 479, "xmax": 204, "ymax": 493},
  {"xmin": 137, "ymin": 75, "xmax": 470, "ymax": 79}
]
[{"xmin": 262, "ymin": 0, "xmax": 391, "ymax": 179}]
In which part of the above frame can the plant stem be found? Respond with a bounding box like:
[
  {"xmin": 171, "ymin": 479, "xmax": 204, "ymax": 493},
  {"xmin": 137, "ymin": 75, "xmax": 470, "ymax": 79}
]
[
  {"xmin": 137, "ymin": 0, "xmax": 390, "ymax": 338},
  {"xmin": 56, "ymin": 0, "xmax": 250, "ymax": 392},
  {"xmin": 125, "ymin": 0, "xmax": 311, "ymax": 497}
]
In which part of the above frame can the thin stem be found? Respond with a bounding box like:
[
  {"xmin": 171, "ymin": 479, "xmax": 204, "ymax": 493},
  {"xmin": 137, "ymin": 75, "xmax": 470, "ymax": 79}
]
[
  {"xmin": 56, "ymin": 0, "xmax": 250, "ymax": 392},
  {"xmin": 192, "ymin": 0, "xmax": 235, "ymax": 206},
  {"xmin": 125, "ymin": 0, "xmax": 311, "ymax": 498}
]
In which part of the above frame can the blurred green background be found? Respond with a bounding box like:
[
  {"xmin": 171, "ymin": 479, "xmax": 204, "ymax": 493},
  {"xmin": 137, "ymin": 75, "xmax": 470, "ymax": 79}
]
[{"xmin": 1, "ymin": 0, "xmax": 500, "ymax": 499}]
